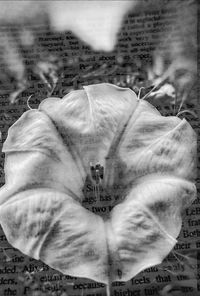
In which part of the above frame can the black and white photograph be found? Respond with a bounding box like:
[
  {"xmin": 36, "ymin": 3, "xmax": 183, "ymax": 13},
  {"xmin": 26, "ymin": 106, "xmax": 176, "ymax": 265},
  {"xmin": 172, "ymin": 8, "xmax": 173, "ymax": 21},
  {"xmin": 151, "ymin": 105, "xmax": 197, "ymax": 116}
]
[{"xmin": 0, "ymin": 1, "xmax": 198, "ymax": 296}]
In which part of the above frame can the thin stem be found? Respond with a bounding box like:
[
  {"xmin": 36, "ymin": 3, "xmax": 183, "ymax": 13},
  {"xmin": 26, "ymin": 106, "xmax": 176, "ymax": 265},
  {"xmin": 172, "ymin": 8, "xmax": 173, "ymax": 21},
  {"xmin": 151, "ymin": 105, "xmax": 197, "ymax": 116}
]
[
  {"xmin": 27, "ymin": 94, "xmax": 34, "ymax": 110},
  {"xmin": 176, "ymin": 110, "xmax": 197, "ymax": 119},
  {"xmin": 177, "ymin": 91, "xmax": 187, "ymax": 114},
  {"xmin": 173, "ymin": 91, "xmax": 178, "ymax": 116},
  {"xmin": 141, "ymin": 83, "xmax": 159, "ymax": 100},
  {"xmin": 138, "ymin": 87, "xmax": 145, "ymax": 100}
]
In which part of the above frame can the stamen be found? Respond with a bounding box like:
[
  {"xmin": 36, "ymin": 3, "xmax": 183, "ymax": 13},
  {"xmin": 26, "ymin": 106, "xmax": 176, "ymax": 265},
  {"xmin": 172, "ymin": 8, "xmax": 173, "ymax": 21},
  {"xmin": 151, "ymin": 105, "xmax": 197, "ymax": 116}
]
[{"xmin": 90, "ymin": 162, "xmax": 104, "ymax": 200}]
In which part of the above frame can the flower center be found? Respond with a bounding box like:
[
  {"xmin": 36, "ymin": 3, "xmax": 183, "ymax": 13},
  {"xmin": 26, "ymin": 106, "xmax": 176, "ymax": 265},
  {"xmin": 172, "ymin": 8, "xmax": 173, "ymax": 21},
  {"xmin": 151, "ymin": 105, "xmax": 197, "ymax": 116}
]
[
  {"xmin": 90, "ymin": 162, "xmax": 104, "ymax": 185},
  {"xmin": 89, "ymin": 162, "xmax": 105, "ymax": 207},
  {"xmin": 81, "ymin": 162, "xmax": 113, "ymax": 219}
]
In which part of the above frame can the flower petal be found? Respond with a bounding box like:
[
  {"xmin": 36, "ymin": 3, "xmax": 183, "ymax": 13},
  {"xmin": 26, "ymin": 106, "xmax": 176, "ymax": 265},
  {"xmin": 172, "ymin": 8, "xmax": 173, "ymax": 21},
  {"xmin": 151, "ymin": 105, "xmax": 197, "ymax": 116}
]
[
  {"xmin": 114, "ymin": 100, "xmax": 196, "ymax": 192},
  {"xmin": 1, "ymin": 110, "xmax": 85, "ymax": 202},
  {"xmin": 0, "ymin": 108, "xmax": 109, "ymax": 283},
  {"xmin": 109, "ymin": 176, "xmax": 196, "ymax": 282},
  {"xmin": 0, "ymin": 188, "xmax": 108, "ymax": 283}
]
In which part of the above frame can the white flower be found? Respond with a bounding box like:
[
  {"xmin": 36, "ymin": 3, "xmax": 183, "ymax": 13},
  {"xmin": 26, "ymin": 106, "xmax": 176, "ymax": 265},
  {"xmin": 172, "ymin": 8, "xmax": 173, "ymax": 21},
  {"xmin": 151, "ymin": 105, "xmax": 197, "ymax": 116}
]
[
  {"xmin": 0, "ymin": 1, "xmax": 134, "ymax": 51},
  {"xmin": 48, "ymin": 0, "xmax": 134, "ymax": 51},
  {"xmin": 0, "ymin": 83, "xmax": 196, "ymax": 284}
]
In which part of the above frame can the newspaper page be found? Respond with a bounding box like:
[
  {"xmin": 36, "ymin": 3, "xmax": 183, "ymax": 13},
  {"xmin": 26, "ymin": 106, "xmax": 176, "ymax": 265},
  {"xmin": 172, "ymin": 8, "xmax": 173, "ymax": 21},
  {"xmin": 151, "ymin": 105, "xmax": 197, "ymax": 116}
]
[{"xmin": 0, "ymin": 1, "xmax": 198, "ymax": 296}]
